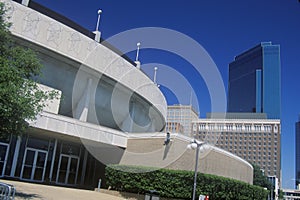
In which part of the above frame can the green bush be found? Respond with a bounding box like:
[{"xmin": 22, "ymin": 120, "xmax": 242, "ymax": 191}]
[{"xmin": 105, "ymin": 165, "xmax": 268, "ymax": 200}]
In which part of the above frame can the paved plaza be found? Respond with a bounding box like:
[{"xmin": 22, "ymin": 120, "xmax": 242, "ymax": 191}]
[{"xmin": 0, "ymin": 179, "xmax": 125, "ymax": 200}]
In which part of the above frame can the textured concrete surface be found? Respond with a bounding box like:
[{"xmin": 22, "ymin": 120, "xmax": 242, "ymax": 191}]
[
  {"xmin": 121, "ymin": 135, "xmax": 253, "ymax": 184},
  {"xmin": 0, "ymin": 179, "xmax": 125, "ymax": 200}
]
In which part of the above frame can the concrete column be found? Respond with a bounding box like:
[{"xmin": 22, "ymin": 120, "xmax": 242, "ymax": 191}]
[
  {"xmin": 49, "ymin": 139, "xmax": 57, "ymax": 182},
  {"xmin": 129, "ymin": 102, "xmax": 135, "ymax": 132},
  {"xmin": 74, "ymin": 78, "xmax": 93, "ymax": 122},
  {"xmin": 10, "ymin": 136, "xmax": 21, "ymax": 177},
  {"xmin": 119, "ymin": 101, "xmax": 135, "ymax": 132},
  {"xmin": 80, "ymin": 149, "xmax": 89, "ymax": 185}
]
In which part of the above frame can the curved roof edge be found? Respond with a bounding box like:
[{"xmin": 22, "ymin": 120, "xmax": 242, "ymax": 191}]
[
  {"xmin": 6, "ymin": 0, "xmax": 167, "ymax": 122},
  {"xmin": 171, "ymin": 133, "xmax": 253, "ymax": 169},
  {"xmin": 13, "ymin": 0, "xmax": 136, "ymax": 67},
  {"xmin": 126, "ymin": 132, "xmax": 253, "ymax": 169}
]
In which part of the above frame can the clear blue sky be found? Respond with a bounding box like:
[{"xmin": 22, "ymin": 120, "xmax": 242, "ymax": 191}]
[{"xmin": 33, "ymin": 0, "xmax": 300, "ymax": 188}]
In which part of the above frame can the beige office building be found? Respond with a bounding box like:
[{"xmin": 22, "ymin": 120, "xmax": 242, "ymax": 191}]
[
  {"xmin": 192, "ymin": 113, "xmax": 281, "ymax": 184},
  {"xmin": 166, "ymin": 105, "xmax": 198, "ymax": 135}
]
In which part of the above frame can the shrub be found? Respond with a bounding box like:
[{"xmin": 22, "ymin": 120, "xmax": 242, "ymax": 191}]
[{"xmin": 105, "ymin": 165, "xmax": 268, "ymax": 200}]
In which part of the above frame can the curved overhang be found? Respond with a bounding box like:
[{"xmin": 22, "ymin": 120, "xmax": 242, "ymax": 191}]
[{"xmin": 5, "ymin": 0, "xmax": 167, "ymax": 131}]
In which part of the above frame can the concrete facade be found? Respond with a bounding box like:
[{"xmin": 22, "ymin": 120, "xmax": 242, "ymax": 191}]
[
  {"xmin": 166, "ymin": 105, "xmax": 199, "ymax": 136},
  {"xmin": 193, "ymin": 116, "xmax": 281, "ymax": 184},
  {"xmin": 5, "ymin": 0, "xmax": 166, "ymax": 134},
  {"xmin": 121, "ymin": 133, "xmax": 253, "ymax": 184}
]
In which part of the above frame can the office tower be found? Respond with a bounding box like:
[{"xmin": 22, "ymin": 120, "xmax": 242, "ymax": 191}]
[
  {"xmin": 193, "ymin": 113, "xmax": 281, "ymax": 183},
  {"xmin": 296, "ymin": 117, "xmax": 300, "ymax": 188},
  {"xmin": 228, "ymin": 42, "xmax": 281, "ymax": 119},
  {"xmin": 166, "ymin": 105, "xmax": 198, "ymax": 135}
]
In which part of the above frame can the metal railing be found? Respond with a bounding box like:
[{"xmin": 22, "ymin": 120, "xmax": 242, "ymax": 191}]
[{"xmin": 0, "ymin": 182, "xmax": 16, "ymax": 200}]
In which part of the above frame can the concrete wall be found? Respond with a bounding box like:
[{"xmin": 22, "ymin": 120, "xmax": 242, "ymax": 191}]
[
  {"xmin": 120, "ymin": 133, "xmax": 253, "ymax": 184},
  {"xmin": 4, "ymin": 0, "xmax": 167, "ymax": 133}
]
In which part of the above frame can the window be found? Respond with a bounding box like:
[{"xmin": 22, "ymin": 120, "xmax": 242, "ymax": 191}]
[
  {"xmin": 274, "ymin": 125, "xmax": 278, "ymax": 133},
  {"xmin": 199, "ymin": 124, "xmax": 206, "ymax": 130},
  {"xmin": 245, "ymin": 125, "xmax": 251, "ymax": 131},
  {"xmin": 236, "ymin": 124, "xmax": 242, "ymax": 131},
  {"xmin": 254, "ymin": 125, "xmax": 262, "ymax": 132},
  {"xmin": 264, "ymin": 125, "xmax": 271, "ymax": 132},
  {"xmin": 226, "ymin": 124, "xmax": 233, "ymax": 131}
]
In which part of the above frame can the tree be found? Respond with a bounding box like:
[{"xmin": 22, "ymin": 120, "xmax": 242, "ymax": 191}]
[
  {"xmin": 0, "ymin": 2, "xmax": 58, "ymax": 136},
  {"xmin": 252, "ymin": 164, "xmax": 272, "ymax": 190}
]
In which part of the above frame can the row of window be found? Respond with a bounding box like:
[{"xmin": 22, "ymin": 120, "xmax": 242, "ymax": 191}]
[
  {"xmin": 218, "ymin": 143, "xmax": 278, "ymax": 151},
  {"xmin": 197, "ymin": 123, "xmax": 278, "ymax": 133},
  {"xmin": 220, "ymin": 146, "xmax": 280, "ymax": 158},
  {"xmin": 198, "ymin": 131, "xmax": 278, "ymax": 137},
  {"xmin": 217, "ymin": 140, "xmax": 278, "ymax": 147}
]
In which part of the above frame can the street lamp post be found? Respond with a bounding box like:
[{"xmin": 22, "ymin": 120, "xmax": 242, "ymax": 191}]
[{"xmin": 187, "ymin": 139, "xmax": 204, "ymax": 200}]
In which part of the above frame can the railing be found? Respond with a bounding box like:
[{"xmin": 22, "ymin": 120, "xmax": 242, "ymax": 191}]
[{"xmin": 0, "ymin": 182, "xmax": 16, "ymax": 200}]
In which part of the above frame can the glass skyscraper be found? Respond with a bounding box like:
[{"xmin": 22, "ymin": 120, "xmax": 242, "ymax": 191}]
[
  {"xmin": 228, "ymin": 42, "xmax": 281, "ymax": 119},
  {"xmin": 296, "ymin": 118, "xmax": 300, "ymax": 188}
]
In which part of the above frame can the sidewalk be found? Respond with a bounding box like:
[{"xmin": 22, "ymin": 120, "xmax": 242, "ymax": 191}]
[{"xmin": 0, "ymin": 179, "xmax": 125, "ymax": 200}]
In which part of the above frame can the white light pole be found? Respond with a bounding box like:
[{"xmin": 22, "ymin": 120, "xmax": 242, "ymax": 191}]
[
  {"xmin": 94, "ymin": 9, "xmax": 102, "ymax": 42},
  {"xmin": 187, "ymin": 139, "xmax": 204, "ymax": 200},
  {"xmin": 135, "ymin": 42, "xmax": 141, "ymax": 69},
  {"xmin": 95, "ymin": 9, "xmax": 102, "ymax": 32},
  {"xmin": 135, "ymin": 42, "xmax": 141, "ymax": 62},
  {"xmin": 154, "ymin": 67, "xmax": 158, "ymax": 85}
]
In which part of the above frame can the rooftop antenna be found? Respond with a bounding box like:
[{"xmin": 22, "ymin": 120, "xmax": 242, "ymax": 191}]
[
  {"xmin": 93, "ymin": 9, "xmax": 102, "ymax": 42},
  {"xmin": 154, "ymin": 67, "xmax": 158, "ymax": 85},
  {"xmin": 135, "ymin": 42, "xmax": 141, "ymax": 69}
]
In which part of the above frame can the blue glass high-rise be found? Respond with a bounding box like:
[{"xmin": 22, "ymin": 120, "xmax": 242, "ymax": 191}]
[
  {"xmin": 296, "ymin": 119, "xmax": 300, "ymax": 188},
  {"xmin": 227, "ymin": 42, "xmax": 281, "ymax": 119}
]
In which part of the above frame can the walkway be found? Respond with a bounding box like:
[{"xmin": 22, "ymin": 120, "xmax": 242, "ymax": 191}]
[{"xmin": 0, "ymin": 179, "xmax": 125, "ymax": 200}]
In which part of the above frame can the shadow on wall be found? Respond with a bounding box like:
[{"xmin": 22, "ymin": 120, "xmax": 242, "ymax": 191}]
[{"xmin": 163, "ymin": 141, "xmax": 172, "ymax": 160}]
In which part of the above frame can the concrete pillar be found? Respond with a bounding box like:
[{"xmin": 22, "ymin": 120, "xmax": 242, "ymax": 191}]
[
  {"xmin": 74, "ymin": 78, "xmax": 93, "ymax": 122},
  {"xmin": 80, "ymin": 149, "xmax": 88, "ymax": 185},
  {"xmin": 10, "ymin": 136, "xmax": 21, "ymax": 177},
  {"xmin": 49, "ymin": 139, "xmax": 57, "ymax": 182}
]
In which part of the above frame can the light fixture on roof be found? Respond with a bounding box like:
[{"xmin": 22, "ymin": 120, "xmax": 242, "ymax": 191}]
[
  {"xmin": 135, "ymin": 42, "xmax": 141, "ymax": 69},
  {"xmin": 154, "ymin": 66, "xmax": 158, "ymax": 85},
  {"xmin": 93, "ymin": 9, "xmax": 102, "ymax": 42}
]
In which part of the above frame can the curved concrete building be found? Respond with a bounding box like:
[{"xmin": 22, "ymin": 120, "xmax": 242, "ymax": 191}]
[{"xmin": 0, "ymin": 0, "xmax": 253, "ymax": 188}]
